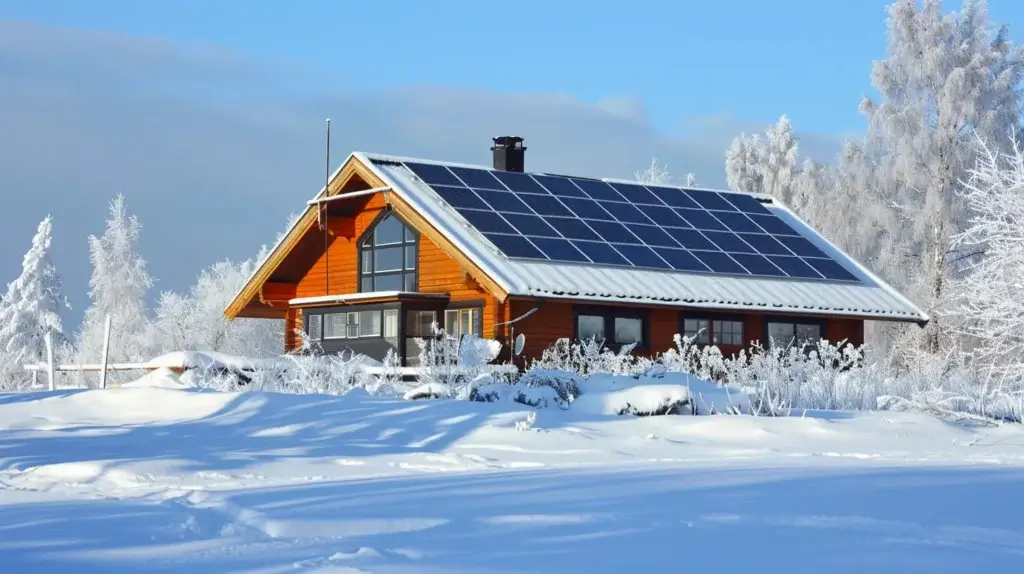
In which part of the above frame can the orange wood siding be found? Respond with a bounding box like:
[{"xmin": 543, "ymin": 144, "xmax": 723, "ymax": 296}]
[
  {"xmin": 290, "ymin": 193, "xmax": 498, "ymax": 350},
  {"xmin": 284, "ymin": 308, "xmax": 301, "ymax": 352}
]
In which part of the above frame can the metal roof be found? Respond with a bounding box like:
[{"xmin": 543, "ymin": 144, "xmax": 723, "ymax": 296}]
[{"xmin": 354, "ymin": 152, "xmax": 929, "ymax": 323}]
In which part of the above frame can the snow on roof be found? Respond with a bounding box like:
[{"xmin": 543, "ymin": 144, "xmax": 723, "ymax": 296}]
[
  {"xmin": 290, "ymin": 291, "xmax": 449, "ymax": 306},
  {"xmin": 354, "ymin": 151, "xmax": 928, "ymax": 323}
]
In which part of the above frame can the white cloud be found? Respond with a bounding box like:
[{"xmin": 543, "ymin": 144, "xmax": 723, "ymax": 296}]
[{"xmin": 0, "ymin": 19, "xmax": 845, "ymax": 329}]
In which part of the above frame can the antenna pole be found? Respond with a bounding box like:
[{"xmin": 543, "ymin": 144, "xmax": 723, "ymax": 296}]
[{"xmin": 324, "ymin": 118, "xmax": 331, "ymax": 295}]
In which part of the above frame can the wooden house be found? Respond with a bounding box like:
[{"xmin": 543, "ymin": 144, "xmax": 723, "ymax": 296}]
[{"xmin": 224, "ymin": 137, "xmax": 927, "ymax": 365}]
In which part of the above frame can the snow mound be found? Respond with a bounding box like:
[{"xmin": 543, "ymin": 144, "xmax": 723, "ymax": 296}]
[
  {"xmin": 145, "ymin": 351, "xmax": 277, "ymax": 372},
  {"xmin": 0, "ymin": 387, "xmax": 234, "ymax": 430},
  {"xmin": 404, "ymin": 382, "xmax": 452, "ymax": 401},
  {"xmin": 575, "ymin": 372, "xmax": 749, "ymax": 416},
  {"xmin": 120, "ymin": 367, "xmax": 191, "ymax": 389},
  {"xmin": 572, "ymin": 384, "xmax": 692, "ymax": 416}
]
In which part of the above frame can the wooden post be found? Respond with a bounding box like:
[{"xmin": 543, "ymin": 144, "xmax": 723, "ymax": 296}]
[
  {"xmin": 100, "ymin": 314, "xmax": 111, "ymax": 390},
  {"xmin": 44, "ymin": 331, "xmax": 55, "ymax": 391}
]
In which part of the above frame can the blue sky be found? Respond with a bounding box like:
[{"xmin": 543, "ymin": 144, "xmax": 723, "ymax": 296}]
[
  {"xmin": 2, "ymin": 0, "xmax": 1024, "ymax": 328},
  {"xmin": 7, "ymin": 0, "xmax": 1022, "ymax": 137}
]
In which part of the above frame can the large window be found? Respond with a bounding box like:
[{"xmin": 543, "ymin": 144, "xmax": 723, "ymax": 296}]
[
  {"xmin": 574, "ymin": 307, "xmax": 648, "ymax": 348},
  {"xmin": 681, "ymin": 316, "xmax": 744, "ymax": 347},
  {"xmin": 306, "ymin": 308, "xmax": 398, "ymax": 341},
  {"xmin": 360, "ymin": 212, "xmax": 418, "ymax": 292},
  {"xmin": 766, "ymin": 321, "xmax": 822, "ymax": 351}
]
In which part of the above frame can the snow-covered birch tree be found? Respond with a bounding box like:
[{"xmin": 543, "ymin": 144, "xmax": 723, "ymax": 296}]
[
  {"xmin": 149, "ymin": 257, "xmax": 283, "ymax": 357},
  {"xmin": 76, "ymin": 195, "xmax": 154, "ymax": 368},
  {"xmin": 948, "ymin": 136, "xmax": 1024, "ymax": 377},
  {"xmin": 0, "ymin": 216, "xmax": 70, "ymax": 388},
  {"xmin": 725, "ymin": 115, "xmax": 800, "ymax": 202},
  {"xmin": 635, "ymin": 158, "xmax": 673, "ymax": 186},
  {"xmin": 635, "ymin": 157, "xmax": 696, "ymax": 187},
  {"xmin": 844, "ymin": 0, "xmax": 1024, "ymax": 357}
]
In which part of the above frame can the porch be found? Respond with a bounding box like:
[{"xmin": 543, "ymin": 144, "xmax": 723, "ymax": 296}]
[{"xmin": 292, "ymin": 291, "xmax": 488, "ymax": 366}]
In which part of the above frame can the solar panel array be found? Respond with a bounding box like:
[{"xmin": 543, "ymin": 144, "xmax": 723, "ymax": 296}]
[{"xmin": 394, "ymin": 161, "xmax": 859, "ymax": 283}]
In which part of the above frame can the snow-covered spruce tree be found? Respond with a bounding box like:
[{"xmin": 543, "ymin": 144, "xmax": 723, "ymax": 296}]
[
  {"xmin": 75, "ymin": 195, "xmax": 154, "ymax": 375},
  {"xmin": 948, "ymin": 137, "xmax": 1024, "ymax": 379},
  {"xmin": 149, "ymin": 257, "xmax": 283, "ymax": 357},
  {"xmin": 850, "ymin": 0, "xmax": 1024, "ymax": 357},
  {"xmin": 0, "ymin": 216, "xmax": 70, "ymax": 389}
]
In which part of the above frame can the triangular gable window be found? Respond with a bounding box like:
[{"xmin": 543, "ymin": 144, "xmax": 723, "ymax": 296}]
[{"xmin": 359, "ymin": 211, "xmax": 418, "ymax": 292}]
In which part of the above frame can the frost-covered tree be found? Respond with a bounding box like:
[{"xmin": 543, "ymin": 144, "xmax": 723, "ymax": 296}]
[
  {"xmin": 149, "ymin": 257, "xmax": 283, "ymax": 357},
  {"xmin": 948, "ymin": 137, "xmax": 1024, "ymax": 377},
  {"xmin": 635, "ymin": 157, "xmax": 673, "ymax": 185},
  {"xmin": 725, "ymin": 115, "xmax": 800, "ymax": 202},
  {"xmin": 635, "ymin": 157, "xmax": 696, "ymax": 188},
  {"xmin": 851, "ymin": 0, "xmax": 1024, "ymax": 355},
  {"xmin": 0, "ymin": 216, "xmax": 69, "ymax": 388},
  {"xmin": 76, "ymin": 195, "xmax": 154, "ymax": 368}
]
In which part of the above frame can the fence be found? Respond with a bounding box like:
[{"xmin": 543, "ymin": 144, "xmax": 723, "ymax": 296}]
[{"xmin": 20, "ymin": 315, "xmax": 148, "ymax": 390}]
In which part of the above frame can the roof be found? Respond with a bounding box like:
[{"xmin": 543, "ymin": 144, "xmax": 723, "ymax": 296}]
[{"xmin": 228, "ymin": 151, "xmax": 929, "ymax": 324}]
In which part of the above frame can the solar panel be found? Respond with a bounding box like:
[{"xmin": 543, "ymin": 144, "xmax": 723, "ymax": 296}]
[{"xmin": 399, "ymin": 162, "xmax": 860, "ymax": 283}]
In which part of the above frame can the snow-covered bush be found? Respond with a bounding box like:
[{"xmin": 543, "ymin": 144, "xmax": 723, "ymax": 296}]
[
  {"xmin": 531, "ymin": 337, "xmax": 652, "ymax": 377},
  {"xmin": 365, "ymin": 348, "xmax": 404, "ymax": 396},
  {"xmin": 411, "ymin": 324, "xmax": 507, "ymax": 398},
  {"xmin": 516, "ymin": 369, "xmax": 581, "ymax": 404},
  {"xmin": 184, "ymin": 350, "xmax": 373, "ymax": 395}
]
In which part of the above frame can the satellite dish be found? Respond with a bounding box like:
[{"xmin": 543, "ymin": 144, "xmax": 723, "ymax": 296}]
[{"xmin": 513, "ymin": 333, "xmax": 526, "ymax": 356}]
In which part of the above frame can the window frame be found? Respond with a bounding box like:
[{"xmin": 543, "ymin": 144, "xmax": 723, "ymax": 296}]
[
  {"xmin": 762, "ymin": 316, "xmax": 827, "ymax": 352},
  {"xmin": 303, "ymin": 304, "xmax": 402, "ymax": 343},
  {"xmin": 357, "ymin": 209, "xmax": 419, "ymax": 293},
  {"xmin": 572, "ymin": 305, "xmax": 650, "ymax": 350},
  {"xmin": 679, "ymin": 313, "xmax": 746, "ymax": 349}
]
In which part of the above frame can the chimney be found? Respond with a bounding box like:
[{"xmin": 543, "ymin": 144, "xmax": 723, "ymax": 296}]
[{"xmin": 491, "ymin": 136, "xmax": 526, "ymax": 172}]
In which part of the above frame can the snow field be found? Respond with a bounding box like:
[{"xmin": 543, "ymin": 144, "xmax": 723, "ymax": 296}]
[{"xmin": 1, "ymin": 385, "xmax": 1023, "ymax": 572}]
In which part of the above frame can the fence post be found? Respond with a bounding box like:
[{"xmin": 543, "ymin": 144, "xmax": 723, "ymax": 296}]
[
  {"xmin": 44, "ymin": 331, "xmax": 55, "ymax": 391},
  {"xmin": 100, "ymin": 314, "xmax": 111, "ymax": 390}
]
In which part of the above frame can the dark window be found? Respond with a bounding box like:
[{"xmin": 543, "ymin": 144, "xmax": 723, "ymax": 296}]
[
  {"xmin": 577, "ymin": 314, "xmax": 605, "ymax": 341},
  {"xmin": 614, "ymin": 317, "xmax": 643, "ymax": 345},
  {"xmin": 360, "ymin": 212, "xmax": 418, "ymax": 292},
  {"xmin": 683, "ymin": 318, "xmax": 710, "ymax": 344},
  {"xmin": 713, "ymin": 320, "xmax": 744, "ymax": 346},
  {"xmin": 405, "ymin": 310, "xmax": 438, "ymax": 366},
  {"xmin": 574, "ymin": 307, "xmax": 648, "ymax": 349},
  {"xmin": 681, "ymin": 316, "xmax": 745, "ymax": 348},
  {"xmin": 766, "ymin": 320, "xmax": 822, "ymax": 351}
]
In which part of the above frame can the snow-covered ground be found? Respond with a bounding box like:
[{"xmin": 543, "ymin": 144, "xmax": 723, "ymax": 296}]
[{"xmin": 1, "ymin": 386, "xmax": 1023, "ymax": 573}]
